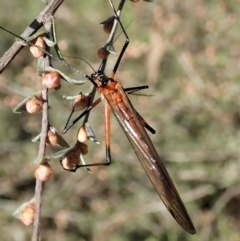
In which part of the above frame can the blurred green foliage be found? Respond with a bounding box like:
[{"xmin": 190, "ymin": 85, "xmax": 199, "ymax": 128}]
[{"xmin": 1, "ymin": 0, "xmax": 240, "ymax": 240}]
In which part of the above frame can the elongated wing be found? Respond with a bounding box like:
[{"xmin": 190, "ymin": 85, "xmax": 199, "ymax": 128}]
[{"xmin": 102, "ymin": 83, "xmax": 196, "ymax": 234}]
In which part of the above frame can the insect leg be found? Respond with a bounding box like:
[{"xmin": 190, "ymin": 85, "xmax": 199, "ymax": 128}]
[
  {"xmin": 64, "ymin": 99, "xmax": 112, "ymax": 171},
  {"xmin": 104, "ymin": 100, "xmax": 112, "ymax": 165},
  {"xmin": 124, "ymin": 85, "xmax": 149, "ymax": 94},
  {"xmin": 62, "ymin": 97, "xmax": 102, "ymax": 134},
  {"xmin": 109, "ymin": 1, "xmax": 130, "ymax": 78},
  {"xmin": 135, "ymin": 112, "xmax": 156, "ymax": 134},
  {"xmin": 124, "ymin": 86, "xmax": 156, "ymax": 134}
]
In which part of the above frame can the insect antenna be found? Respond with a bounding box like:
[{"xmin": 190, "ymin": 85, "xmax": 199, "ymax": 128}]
[{"xmin": 0, "ymin": 25, "xmax": 92, "ymax": 80}]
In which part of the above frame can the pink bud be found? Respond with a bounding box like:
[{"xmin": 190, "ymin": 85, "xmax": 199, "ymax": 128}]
[
  {"xmin": 26, "ymin": 96, "xmax": 43, "ymax": 114},
  {"xmin": 74, "ymin": 94, "xmax": 90, "ymax": 110},
  {"xmin": 35, "ymin": 163, "xmax": 52, "ymax": 182},
  {"xmin": 61, "ymin": 148, "xmax": 81, "ymax": 170},
  {"xmin": 46, "ymin": 130, "xmax": 58, "ymax": 147},
  {"xmin": 77, "ymin": 126, "xmax": 88, "ymax": 143},
  {"xmin": 20, "ymin": 203, "xmax": 35, "ymax": 226},
  {"xmin": 97, "ymin": 47, "xmax": 109, "ymax": 59},
  {"xmin": 42, "ymin": 72, "xmax": 60, "ymax": 89},
  {"xmin": 30, "ymin": 36, "xmax": 46, "ymax": 58}
]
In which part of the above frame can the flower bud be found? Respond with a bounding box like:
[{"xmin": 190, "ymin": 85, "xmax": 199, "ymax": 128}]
[
  {"xmin": 101, "ymin": 16, "xmax": 115, "ymax": 34},
  {"xmin": 80, "ymin": 143, "xmax": 88, "ymax": 156},
  {"xmin": 35, "ymin": 163, "xmax": 52, "ymax": 182},
  {"xmin": 42, "ymin": 71, "xmax": 60, "ymax": 89},
  {"xmin": 77, "ymin": 126, "xmax": 88, "ymax": 143},
  {"xmin": 46, "ymin": 129, "xmax": 58, "ymax": 147},
  {"xmin": 20, "ymin": 203, "xmax": 35, "ymax": 226},
  {"xmin": 61, "ymin": 148, "xmax": 80, "ymax": 170},
  {"xmin": 97, "ymin": 47, "xmax": 109, "ymax": 59},
  {"xmin": 26, "ymin": 96, "xmax": 43, "ymax": 114},
  {"xmin": 74, "ymin": 94, "xmax": 90, "ymax": 110},
  {"xmin": 30, "ymin": 36, "xmax": 46, "ymax": 58}
]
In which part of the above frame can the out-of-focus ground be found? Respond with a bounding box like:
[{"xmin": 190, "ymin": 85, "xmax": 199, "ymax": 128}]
[{"xmin": 0, "ymin": 0, "xmax": 240, "ymax": 240}]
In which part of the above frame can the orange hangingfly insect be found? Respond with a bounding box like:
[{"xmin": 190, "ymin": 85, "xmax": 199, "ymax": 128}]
[{"xmin": 62, "ymin": 0, "xmax": 196, "ymax": 235}]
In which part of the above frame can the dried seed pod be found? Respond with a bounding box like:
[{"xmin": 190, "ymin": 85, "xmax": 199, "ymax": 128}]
[
  {"xmin": 26, "ymin": 96, "xmax": 43, "ymax": 114},
  {"xmin": 77, "ymin": 126, "xmax": 88, "ymax": 143},
  {"xmin": 30, "ymin": 36, "xmax": 46, "ymax": 58},
  {"xmin": 46, "ymin": 129, "xmax": 58, "ymax": 147},
  {"xmin": 42, "ymin": 71, "xmax": 60, "ymax": 89},
  {"xmin": 80, "ymin": 143, "xmax": 88, "ymax": 156},
  {"xmin": 61, "ymin": 147, "xmax": 81, "ymax": 170},
  {"xmin": 20, "ymin": 203, "xmax": 35, "ymax": 226},
  {"xmin": 74, "ymin": 94, "xmax": 90, "ymax": 110},
  {"xmin": 97, "ymin": 47, "xmax": 109, "ymax": 59},
  {"xmin": 34, "ymin": 162, "xmax": 52, "ymax": 182}
]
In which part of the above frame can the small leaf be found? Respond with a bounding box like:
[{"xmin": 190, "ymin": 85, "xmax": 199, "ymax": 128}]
[
  {"xmin": 37, "ymin": 56, "xmax": 48, "ymax": 75},
  {"xmin": 56, "ymin": 134, "xmax": 70, "ymax": 148},
  {"xmin": 12, "ymin": 98, "xmax": 28, "ymax": 113},
  {"xmin": 16, "ymin": 30, "xmax": 47, "ymax": 45},
  {"xmin": 80, "ymin": 153, "xmax": 92, "ymax": 173},
  {"xmin": 85, "ymin": 123, "xmax": 100, "ymax": 144},
  {"xmin": 49, "ymin": 126, "xmax": 70, "ymax": 148},
  {"xmin": 12, "ymin": 198, "xmax": 35, "ymax": 219},
  {"xmin": 12, "ymin": 91, "xmax": 42, "ymax": 113},
  {"xmin": 32, "ymin": 133, "xmax": 41, "ymax": 142},
  {"xmin": 62, "ymin": 95, "xmax": 81, "ymax": 101},
  {"xmin": 51, "ymin": 147, "xmax": 73, "ymax": 159},
  {"xmin": 106, "ymin": 44, "xmax": 116, "ymax": 55},
  {"xmin": 43, "ymin": 36, "xmax": 56, "ymax": 47},
  {"xmin": 47, "ymin": 67, "xmax": 85, "ymax": 85},
  {"xmin": 32, "ymin": 126, "xmax": 69, "ymax": 148}
]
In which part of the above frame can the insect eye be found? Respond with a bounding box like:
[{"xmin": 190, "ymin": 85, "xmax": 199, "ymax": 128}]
[
  {"xmin": 101, "ymin": 76, "xmax": 109, "ymax": 86},
  {"xmin": 91, "ymin": 73, "xmax": 96, "ymax": 79},
  {"xmin": 92, "ymin": 71, "xmax": 103, "ymax": 79}
]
